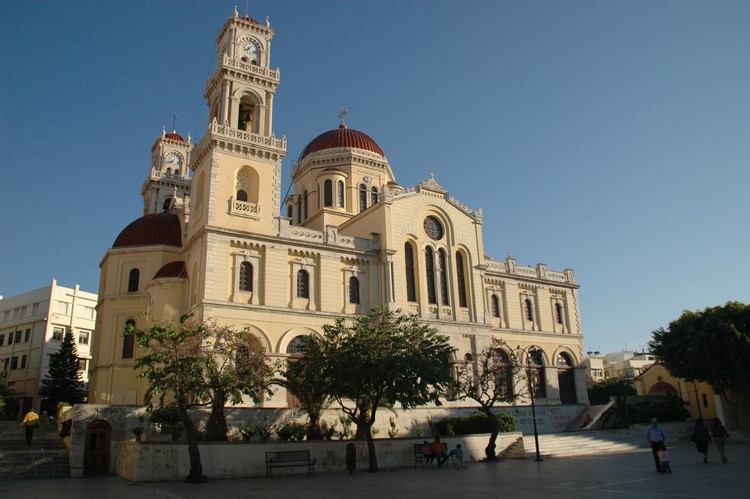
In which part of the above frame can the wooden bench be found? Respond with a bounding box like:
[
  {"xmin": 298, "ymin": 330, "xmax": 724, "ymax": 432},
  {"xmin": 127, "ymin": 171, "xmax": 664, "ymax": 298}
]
[
  {"xmin": 414, "ymin": 442, "xmax": 455, "ymax": 468},
  {"xmin": 265, "ymin": 450, "xmax": 316, "ymax": 478}
]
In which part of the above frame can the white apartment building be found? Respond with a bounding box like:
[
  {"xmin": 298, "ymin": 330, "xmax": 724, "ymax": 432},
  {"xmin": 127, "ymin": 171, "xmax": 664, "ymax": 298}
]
[
  {"xmin": 584, "ymin": 351, "xmax": 656, "ymax": 382},
  {"xmin": 0, "ymin": 279, "xmax": 97, "ymax": 416}
]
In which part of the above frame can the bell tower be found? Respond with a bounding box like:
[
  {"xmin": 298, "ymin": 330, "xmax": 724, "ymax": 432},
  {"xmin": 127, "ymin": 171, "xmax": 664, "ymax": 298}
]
[
  {"xmin": 141, "ymin": 126, "xmax": 193, "ymax": 215},
  {"xmin": 188, "ymin": 7, "xmax": 286, "ymax": 237}
]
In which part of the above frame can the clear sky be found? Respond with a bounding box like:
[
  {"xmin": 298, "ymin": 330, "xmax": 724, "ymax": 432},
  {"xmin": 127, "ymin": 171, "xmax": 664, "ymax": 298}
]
[{"xmin": 1, "ymin": 0, "xmax": 748, "ymax": 355}]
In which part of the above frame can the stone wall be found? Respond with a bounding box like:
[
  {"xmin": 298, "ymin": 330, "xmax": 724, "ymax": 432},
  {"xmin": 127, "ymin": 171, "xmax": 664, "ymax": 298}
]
[{"xmin": 112, "ymin": 433, "xmax": 524, "ymax": 481}]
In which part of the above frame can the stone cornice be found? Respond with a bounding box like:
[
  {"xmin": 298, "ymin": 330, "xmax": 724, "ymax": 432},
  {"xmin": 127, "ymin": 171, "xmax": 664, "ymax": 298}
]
[{"xmin": 190, "ymin": 122, "xmax": 286, "ymax": 170}]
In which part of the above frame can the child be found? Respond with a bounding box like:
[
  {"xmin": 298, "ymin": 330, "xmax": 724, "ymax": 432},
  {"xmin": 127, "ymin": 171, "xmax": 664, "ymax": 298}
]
[
  {"xmin": 657, "ymin": 446, "xmax": 672, "ymax": 474},
  {"xmin": 421, "ymin": 441, "xmax": 433, "ymax": 464},
  {"xmin": 454, "ymin": 444, "xmax": 464, "ymax": 469}
]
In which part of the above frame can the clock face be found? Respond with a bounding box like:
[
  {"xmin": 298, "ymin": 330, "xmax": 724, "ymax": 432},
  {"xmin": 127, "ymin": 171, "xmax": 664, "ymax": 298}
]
[
  {"xmin": 423, "ymin": 216, "xmax": 444, "ymax": 240},
  {"xmin": 241, "ymin": 39, "xmax": 258, "ymax": 61},
  {"xmin": 166, "ymin": 153, "xmax": 182, "ymax": 167}
]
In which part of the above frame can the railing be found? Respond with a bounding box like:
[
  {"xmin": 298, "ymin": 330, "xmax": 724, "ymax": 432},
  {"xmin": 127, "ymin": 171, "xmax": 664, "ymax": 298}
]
[
  {"xmin": 149, "ymin": 170, "xmax": 191, "ymax": 186},
  {"xmin": 229, "ymin": 198, "xmax": 261, "ymax": 219},
  {"xmin": 209, "ymin": 122, "xmax": 286, "ymax": 150},
  {"xmin": 222, "ymin": 55, "xmax": 280, "ymax": 81}
]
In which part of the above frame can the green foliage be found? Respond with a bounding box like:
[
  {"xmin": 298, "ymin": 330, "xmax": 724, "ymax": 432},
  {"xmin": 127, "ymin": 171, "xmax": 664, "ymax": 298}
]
[
  {"xmin": 337, "ymin": 414, "xmax": 353, "ymax": 440},
  {"xmin": 39, "ymin": 331, "xmax": 86, "ymax": 409},
  {"xmin": 289, "ymin": 308, "xmax": 455, "ymax": 471},
  {"xmin": 587, "ymin": 378, "xmax": 636, "ymax": 405},
  {"xmin": 283, "ymin": 337, "xmax": 333, "ymax": 440},
  {"xmin": 435, "ymin": 412, "xmax": 516, "ymax": 435},
  {"xmin": 388, "ymin": 417, "xmax": 399, "ymax": 438},
  {"xmin": 149, "ymin": 405, "xmax": 183, "ymax": 441},
  {"xmin": 415, "ymin": 426, "xmax": 426, "ymax": 438},
  {"xmin": 627, "ymin": 394, "xmax": 691, "ymax": 423},
  {"xmin": 650, "ymin": 301, "xmax": 750, "ymax": 429},
  {"xmin": 238, "ymin": 423, "xmax": 257, "ymax": 441},
  {"xmin": 276, "ymin": 421, "xmax": 306, "ymax": 441}
]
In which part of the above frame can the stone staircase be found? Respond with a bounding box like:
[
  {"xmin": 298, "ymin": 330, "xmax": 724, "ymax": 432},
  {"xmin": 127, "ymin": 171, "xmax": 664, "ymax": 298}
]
[
  {"xmin": 522, "ymin": 427, "xmax": 649, "ymax": 459},
  {"xmin": 0, "ymin": 420, "xmax": 70, "ymax": 479}
]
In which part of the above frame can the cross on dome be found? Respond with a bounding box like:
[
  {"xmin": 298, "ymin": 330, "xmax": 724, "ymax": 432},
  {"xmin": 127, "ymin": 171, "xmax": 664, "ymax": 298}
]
[{"xmin": 338, "ymin": 107, "xmax": 348, "ymax": 127}]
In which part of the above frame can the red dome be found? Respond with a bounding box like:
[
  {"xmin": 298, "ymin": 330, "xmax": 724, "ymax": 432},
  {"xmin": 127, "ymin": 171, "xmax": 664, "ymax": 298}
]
[
  {"xmin": 165, "ymin": 132, "xmax": 184, "ymax": 142},
  {"xmin": 299, "ymin": 124, "xmax": 384, "ymax": 161},
  {"xmin": 113, "ymin": 213, "xmax": 182, "ymax": 249},
  {"xmin": 153, "ymin": 261, "xmax": 188, "ymax": 279}
]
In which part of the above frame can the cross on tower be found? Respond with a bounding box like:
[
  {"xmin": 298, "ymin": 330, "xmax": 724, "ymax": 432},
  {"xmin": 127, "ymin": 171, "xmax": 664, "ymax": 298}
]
[{"xmin": 338, "ymin": 107, "xmax": 348, "ymax": 126}]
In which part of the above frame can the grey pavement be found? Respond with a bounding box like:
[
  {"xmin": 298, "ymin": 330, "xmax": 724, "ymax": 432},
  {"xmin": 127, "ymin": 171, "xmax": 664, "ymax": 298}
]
[{"xmin": 1, "ymin": 440, "xmax": 748, "ymax": 498}]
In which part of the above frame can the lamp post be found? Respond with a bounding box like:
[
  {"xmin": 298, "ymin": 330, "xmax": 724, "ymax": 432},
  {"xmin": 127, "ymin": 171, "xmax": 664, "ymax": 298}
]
[
  {"xmin": 513, "ymin": 345, "xmax": 542, "ymax": 462},
  {"xmin": 527, "ymin": 352, "xmax": 543, "ymax": 462}
]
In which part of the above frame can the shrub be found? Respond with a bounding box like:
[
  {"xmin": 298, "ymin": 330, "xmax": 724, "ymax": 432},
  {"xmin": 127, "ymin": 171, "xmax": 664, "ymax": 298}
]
[
  {"xmin": 276, "ymin": 421, "xmax": 306, "ymax": 441},
  {"xmin": 435, "ymin": 412, "xmax": 516, "ymax": 435},
  {"xmin": 149, "ymin": 405, "xmax": 183, "ymax": 441},
  {"xmin": 628, "ymin": 394, "xmax": 690, "ymax": 423}
]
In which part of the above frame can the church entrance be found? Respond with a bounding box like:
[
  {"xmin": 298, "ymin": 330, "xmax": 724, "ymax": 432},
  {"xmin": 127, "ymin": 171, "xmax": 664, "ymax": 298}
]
[
  {"xmin": 557, "ymin": 353, "xmax": 577, "ymax": 404},
  {"xmin": 84, "ymin": 419, "xmax": 111, "ymax": 475}
]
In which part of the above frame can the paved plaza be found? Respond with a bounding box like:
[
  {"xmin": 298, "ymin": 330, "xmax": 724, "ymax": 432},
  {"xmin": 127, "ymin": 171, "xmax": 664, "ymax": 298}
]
[{"xmin": 0, "ymin": 440, "xmax": 747, "ymax": 498}]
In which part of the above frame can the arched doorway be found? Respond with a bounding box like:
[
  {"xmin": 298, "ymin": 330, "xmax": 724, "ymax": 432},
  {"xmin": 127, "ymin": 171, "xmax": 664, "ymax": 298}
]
[
  {"xmin": 557, "ymin": 352, "xmax": 577, "ymax": 404},
  {"xmin": 84, "ymin": 419, "xmax": 111, "ymax": 475}
]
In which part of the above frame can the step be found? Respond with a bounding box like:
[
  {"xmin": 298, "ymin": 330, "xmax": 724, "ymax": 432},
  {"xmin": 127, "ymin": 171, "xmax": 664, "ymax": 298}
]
[{"xmin": 0, "ymin": 449, "xmax": 70, "ymax": 480}]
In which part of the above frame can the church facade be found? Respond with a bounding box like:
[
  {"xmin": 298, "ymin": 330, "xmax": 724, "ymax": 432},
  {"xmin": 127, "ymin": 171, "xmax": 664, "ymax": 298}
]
[{"xmin": 89, "ymin": 9, "xmax": 587, "ymax": 412}]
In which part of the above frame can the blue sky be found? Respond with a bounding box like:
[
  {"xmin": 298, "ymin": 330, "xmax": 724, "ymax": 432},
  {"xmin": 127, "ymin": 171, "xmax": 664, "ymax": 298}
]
[{"xmin": 1, "ymin": 0, "xmax": 748, "ymax": 355}]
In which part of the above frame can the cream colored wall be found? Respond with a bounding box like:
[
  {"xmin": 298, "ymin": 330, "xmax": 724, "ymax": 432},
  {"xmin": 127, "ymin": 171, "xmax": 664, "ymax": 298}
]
[{"xmin": 635, "ymin": 364, "xmax": 717, "ymax": 420}]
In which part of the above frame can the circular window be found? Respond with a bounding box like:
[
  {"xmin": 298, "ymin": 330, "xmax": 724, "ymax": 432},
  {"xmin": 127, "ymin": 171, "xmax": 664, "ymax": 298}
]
[{"xmin": 423, "ymin": 216, "xmax": 444, "ymax": 240}]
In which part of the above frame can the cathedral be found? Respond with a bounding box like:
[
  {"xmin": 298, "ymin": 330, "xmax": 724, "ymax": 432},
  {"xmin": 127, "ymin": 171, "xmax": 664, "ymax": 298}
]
[{"xmin": 89, "ymin": 9, "xmax": 587, "ymax": 412}]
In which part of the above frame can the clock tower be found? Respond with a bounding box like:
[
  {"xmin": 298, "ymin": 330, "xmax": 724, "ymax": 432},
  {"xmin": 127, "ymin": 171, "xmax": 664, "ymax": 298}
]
[{"xmin": 141, "ymin": 127, "xmax": 193, "ymax": 215}]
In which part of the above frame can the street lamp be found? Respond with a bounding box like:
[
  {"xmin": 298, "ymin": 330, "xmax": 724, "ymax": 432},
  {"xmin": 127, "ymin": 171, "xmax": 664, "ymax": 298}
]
[{"xmin": 514, "ymin": 345, "xmax": 542, "ymax": 462}]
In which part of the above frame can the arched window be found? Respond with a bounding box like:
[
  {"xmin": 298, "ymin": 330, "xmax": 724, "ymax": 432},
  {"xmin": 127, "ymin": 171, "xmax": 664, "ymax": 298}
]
[
  {"xmin": 337, "ymin": 180, "xmax": 345, "ymax": 208},
  {"xmin": 296, "ymin": 194, "xmax": 302, "ymax": 223},
  {"xmin": 425, "ymin": 247, "xmax": 437, "ymax": 304},
  {"xmin": 528, "ymin": 348, "xmax": 546, "ymax": 398},
  {"xmin": 239, "ymin": 262, "xmax": 253, "ymax": 292},
  {"xmin": 162, "ymin": 197, "xmax": 172, "ymax": 212},
  {"xmin": 287, "ymin": 204, "xmax": 293, "ymax": 219},
  {"xmin": 349, "ymin": 276, "xmax": 360, "ymax": 304},
  {"xmin": 127, "ymin": 269, "xmax": 140, "ymax": 293},
  {"xmin": 286, "ymin": 335, "xmax": 307, "ymax": 355},
  {"xmin": 370, "ymin": 187, "xmax": 378, "ymax": 205},
  {"xmin": 491, "ymin": 295, "xmax": 501, "ymax": 318},
  {"xmin": 238, "ymin": 100, "xmax": 255, "ymax": 131},
  {"xmin": 296, "ymin": 269, "xmax": 309, "ymax": 298},
  {"xmin": 525, "ymin": 298, "xmax": 534, "ymax": 322},
  {"xmin": 493, "ymin": 349, "xmax": 514, "ymax": 398},
  {"xmin": 303, "ymin": 190, "xmax": 309, "ymax": 219},
  {"xmin": 405, "ymin": 243, "xmax": 416, "ymax": 302},
  {"xmin": 122, "ymin": 319, "xmax": 135, "ymax": 359},
  {"xmin": 557, "ymin": 352, "xmax": 573, "ymax": 366},
  {"xmin": 438, "ymin": 249, "xmax": 449, "ymax": 305},
  {"xmin": 456, "ymin": 252, "xmax": 467, "ymax": 308},
  {"xmin": 555, "ymin": 303, "xmax": 564, "ymax": 325},
  {"xmin": 359, "ymin": 184, "xmax": 367, "ymax": 212},
  {"xmin": 236, "ymin": 190, "xmax": 248, "ymax": 202},
  {"xmin": 324, "ymin": 180, "xmax": 333, "ymax": 207}
]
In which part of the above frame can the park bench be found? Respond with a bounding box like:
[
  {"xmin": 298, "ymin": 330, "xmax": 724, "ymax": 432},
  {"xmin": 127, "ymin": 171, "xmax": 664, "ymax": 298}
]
[
  {"xmin": 414, "ymin": 442, "xmax": 455, "ymax": 468},
  {"xmin": 265, "ymin": 450, "xmax": 316, "ymax": 478}
]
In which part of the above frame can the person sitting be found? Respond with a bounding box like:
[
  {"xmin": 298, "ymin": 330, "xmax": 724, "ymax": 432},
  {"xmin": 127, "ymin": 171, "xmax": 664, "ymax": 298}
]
[
  {"xmin": 421, "ymin": 441, "xmax": 432, "ymax": 464},
  {"xmin": 580, "ymin": 414, "xmax": 593, "ymax": 428},
  {"xmin": 430, "ymin": 436, "xmax": 449, "ymax": 467}
]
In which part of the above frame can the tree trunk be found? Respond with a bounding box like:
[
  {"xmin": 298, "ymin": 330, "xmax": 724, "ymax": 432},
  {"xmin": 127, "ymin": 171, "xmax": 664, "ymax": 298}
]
[
  {"xmin": 365, "ymin": 427, "xmax": 378, "ymax": 472},
  {"xmin": 178, "ymin": 398, "xmax": 207, "ymax": 483},
  {"xmin": 305, "ymin": 412, "xmax": 324, "ymax": 440},
  {"xmin": 205, "ymin": 394, "xmax": 228, "ymax": 441},
  {"xmin": 480, "ymin": 407, "xmax": 499, "ymax": 460}
]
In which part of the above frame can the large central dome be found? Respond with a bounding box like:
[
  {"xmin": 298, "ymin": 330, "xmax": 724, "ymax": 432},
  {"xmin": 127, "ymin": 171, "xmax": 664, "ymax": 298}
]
[{"xmin": 299, "ymin": 124, "xmax": 384, "ymax": 161}]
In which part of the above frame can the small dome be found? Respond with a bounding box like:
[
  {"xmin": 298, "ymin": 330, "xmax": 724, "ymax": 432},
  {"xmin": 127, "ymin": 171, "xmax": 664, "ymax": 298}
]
[
  {"xmin": 112, "ymin": 213, "xmax": 182, "ymax": 249},
  {"xmin": 153, "ymin": 261, "xmax": 188, "ymax": 279},
  {"xmin": 165, "ymin": 132, "xmax": 184, "ymax": 142},
  {"xmin": 240, "ymin": 16, "xmax": 260, "ymax": 25},
  {"xmin": 299, "ymin": 124, "xmax": 384, "ymax": 162}
]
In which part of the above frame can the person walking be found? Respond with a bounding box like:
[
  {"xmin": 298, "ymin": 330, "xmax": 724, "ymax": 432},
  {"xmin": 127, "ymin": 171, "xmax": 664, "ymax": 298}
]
[
  {"xmin": 691, "ymin": 418, "xmax": 711, "ymax": 463},
  {"xmin": 21, "ymin": 408, "xmax": 40, "ymax": 446},
  {"xmin": 646, "ymin": 418, "xmax": 667, "ymax": 473},
  {"xmin": 710, "ymin": 418, "xmax": 729, "ymax": 464}
]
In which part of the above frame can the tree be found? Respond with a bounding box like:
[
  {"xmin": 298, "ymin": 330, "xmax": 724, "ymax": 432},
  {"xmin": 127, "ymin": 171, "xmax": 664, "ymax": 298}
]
[
  {"xmin": 127, "ymin": 315, "xmax": 275, "ymax": 483},
  {"xmin": 203, "ymin": 324, "xmax": 275, "ymax": 441},
  {"xmin": 649, "ymin": 301, "xmax": 750, "ymax": 430},
  {"xmin": 453, "ymin": 339, "xmax": 529, "ymax": 460},
  {"xmin": 292, "ymin": 308, "xmax": 454, "ymax": 472},
  {"xmin": 282, "ymin": 337, "xmax": 333, "ymax": 440},
  {"xmin": 39, "ymin": 330, "xmax": 86, "ymax": 411}
]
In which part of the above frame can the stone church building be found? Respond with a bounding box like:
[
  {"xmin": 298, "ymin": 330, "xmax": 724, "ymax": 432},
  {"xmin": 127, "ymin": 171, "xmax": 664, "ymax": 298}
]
[{"xmin": 89, "ymin": 9, "xmax": 588, "ymax": 416}]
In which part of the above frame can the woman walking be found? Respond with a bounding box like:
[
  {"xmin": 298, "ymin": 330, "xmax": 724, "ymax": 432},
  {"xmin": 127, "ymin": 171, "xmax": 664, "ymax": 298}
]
[
  {"xmin": 691, "ymin": 418, "xmax": 711, "ymax": 463},
  {"xmin": 711, "ymin": 418, "xmax": 729, "ymax": 464}
]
